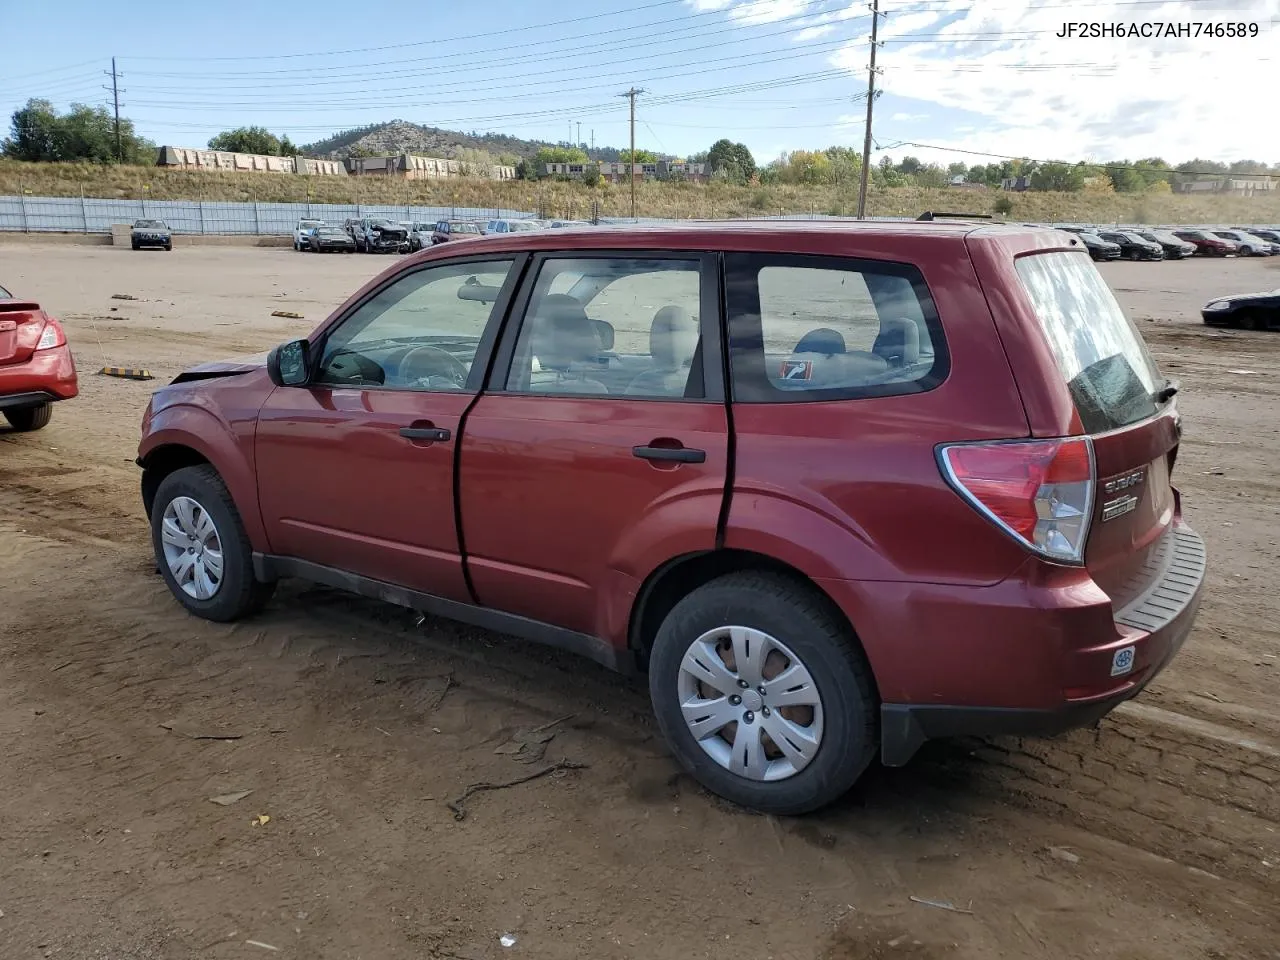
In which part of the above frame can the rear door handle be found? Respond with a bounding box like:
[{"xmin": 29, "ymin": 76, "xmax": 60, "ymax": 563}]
[
  {"xmin": 633, "ymin": 445, "xmax": 705, "ymax": 464},
  {"xmin": 400, "ymin": 426, "xmax": 451, "ymax": 442}
]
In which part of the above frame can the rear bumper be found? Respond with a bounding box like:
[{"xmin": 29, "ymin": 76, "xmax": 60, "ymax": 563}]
[
  {"xmin": 825, "ymin": 523, "xmax": 1206, "ymax": 767},
  {"xmin": 0, "ymin": 345, "xmax": 79, "ymax": 405}
]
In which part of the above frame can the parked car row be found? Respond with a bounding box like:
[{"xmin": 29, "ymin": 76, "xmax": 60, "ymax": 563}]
[
  {"xmin": 290, "ymin": 216, "xmax": 594, "ymax": 255},
  {"xmin": 1052, "ymin": 223, "xmax": 1280, "ymax": 261}
]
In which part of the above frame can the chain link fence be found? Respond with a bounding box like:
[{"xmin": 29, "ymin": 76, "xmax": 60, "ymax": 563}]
[{"xmin": 0, "ymin": 195, "xmax": 537, "ymax": 235}]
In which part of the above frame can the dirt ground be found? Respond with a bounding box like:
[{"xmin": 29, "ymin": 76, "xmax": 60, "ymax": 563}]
[{"xmin": 2, "ymin": 244, "xmax": 1278, "ymax": 960}]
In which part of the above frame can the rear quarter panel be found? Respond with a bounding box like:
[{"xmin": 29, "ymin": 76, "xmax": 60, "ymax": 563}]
[{"xmin": 725, "ymin": 231, "xmax": 1034, "ymax": 589}]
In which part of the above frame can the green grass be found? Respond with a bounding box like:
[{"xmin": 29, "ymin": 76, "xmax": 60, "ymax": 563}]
[{"xmin": 3, "ymin": 159, "xmax": 1278, "ymax": 225}]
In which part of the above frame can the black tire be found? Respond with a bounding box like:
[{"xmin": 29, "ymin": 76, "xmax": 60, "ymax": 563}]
[
  {"xmin": 4, "ymin": 402, "xmax": 53, "ymax": 432},
  {"xmin": 164, "ymin": 243, "xmax": 172, "ymax": 251},
  {"xmin": 150, "ymin": 464, "xmax": 274, "ymax": 622},
  {"xmin": 647, "ymin": 571, "xmax": 878, "ymax": 816},
  {"xmin": 131, "ymin": 241, "xmax": 139, "ymax": 251}
]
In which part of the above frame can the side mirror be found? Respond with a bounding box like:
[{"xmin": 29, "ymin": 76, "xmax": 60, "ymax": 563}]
[{"xmin": 267, "ymin": 339, "xmax": 310, "ymax": 387}]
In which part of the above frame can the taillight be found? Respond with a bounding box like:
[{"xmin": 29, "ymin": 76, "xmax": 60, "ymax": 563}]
[
  {"xmin": 35, "ymin": 318, "xmax": 66, "ymax": 350},
  {"xmin": 939, "ymin": 437, "xmax": 1095, "ymax": 564}
]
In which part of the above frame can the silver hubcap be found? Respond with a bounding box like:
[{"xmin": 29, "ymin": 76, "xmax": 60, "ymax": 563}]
[
  {"xmin": 677, "ymin": 626, "xmax": 824, "ymax": 782},
  {"xmin": 160, "ymin": 495, "xmax": 224, "ymax": 601}
]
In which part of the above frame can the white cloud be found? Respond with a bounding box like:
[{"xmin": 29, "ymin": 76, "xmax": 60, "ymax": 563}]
[
  {"xmin": 723, "ymin": 0, "xmax": 814, "ymax": 24},
  {"xmin": 891, "ymin": 112, "xmax": 929, "ymax": 122},
  {"xmin": 821, "ymin": 0, "xmax": 1280, "ymax": 164},
  {"xmin": 794, "ymin": 24, "xmax": 836, "ymax": 41}
]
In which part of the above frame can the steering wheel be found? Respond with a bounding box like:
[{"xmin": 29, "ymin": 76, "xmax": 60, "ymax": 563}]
[{"xmin": 396, "ymin": 345, "xmax": 469, "ymax": 388}]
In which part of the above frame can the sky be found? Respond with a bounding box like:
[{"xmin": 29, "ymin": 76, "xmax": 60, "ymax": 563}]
[{"xmin": 3, "ymin": 0, "xmax": 1278, "ymax": 170}]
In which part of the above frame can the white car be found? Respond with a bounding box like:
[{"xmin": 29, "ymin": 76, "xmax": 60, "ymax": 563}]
[
  {"xmin": 484, "ymin": 218, "xmax": 543, "ymax": 235},
  {"xmin": 1212, "ymin": 230, "xmax": 1274, "ymax": 257},
  {"xmin": 293, "ymin": 219, "xmax": 325, "ymax": 251}
]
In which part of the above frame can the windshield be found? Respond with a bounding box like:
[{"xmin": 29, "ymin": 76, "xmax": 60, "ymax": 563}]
[
  {"xmin": 135, "ymin": 220, "xmax": 165, "ymax": 229},
  {"xmin": 0, "ymin": 284, "xmax": 11, "ymax": 298},
  {"xmin": 1016, "ymin": 251, "xmax": 1163, "ymax": 434}
]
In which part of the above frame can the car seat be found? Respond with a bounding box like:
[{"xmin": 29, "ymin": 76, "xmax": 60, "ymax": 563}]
[
  {"xmin": 527, "ymin": 294, "xmax": 610, "ymax": 394},
  {"xmin": 872, "ymin": 317, "xmax": 921, "ymax": 367},
  {"xmin": 625, "ymin": 306, "xmax": 700, "ymax": 397}
]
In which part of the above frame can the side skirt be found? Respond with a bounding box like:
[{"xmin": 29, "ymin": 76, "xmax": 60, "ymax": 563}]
[{"xmin": 252, "ymin": 553, "xmax": 636, "ymax": 675}]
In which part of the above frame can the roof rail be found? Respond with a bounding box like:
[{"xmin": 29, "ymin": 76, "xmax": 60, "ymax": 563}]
[{"xmin": 916, "ymin": 211, "xmax": 994, "ymax": 221}]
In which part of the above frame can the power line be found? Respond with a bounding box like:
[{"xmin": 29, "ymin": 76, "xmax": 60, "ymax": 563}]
[
  {"xmin": 121, "ymin": 0, "xmax": 841, "ymax": 82},
  {"xmin": 121, "ymin": 0, "xmax": 693, "ymax": 62}
]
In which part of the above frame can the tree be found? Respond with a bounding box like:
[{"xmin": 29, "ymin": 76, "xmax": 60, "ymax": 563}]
[
  {"xmin": 3, "ymin": 98, "xmax": 152, "ymax": 163},
  {"xmin": 897, "ymin": 155, "xmax": 922, "ymax": 175},
  {"xmin": 617, "ymin": 148, "xmax": 658, "ymax": 163},
  {"xmin": 993, "ymin": 196, "xmax": 1014, "ymax": 215},
  {"xmin": 207, "ymin": 126, "xmax": 287, "ymax": 155},
  {"xmin": 1029, "ymin": 162, "xmax": 1085, "ymax": 192},
  {"xmin": 707, "ymin": 139, "xmax": 756, "ymax": 184},
  {"xmin": 824, "ymin": 146, "xmax": 861, "ymax": 185},
  {"xmin": 948, "ymin": 161, "xmax": 968, "ymax": 177},
  {"xmin": 912, "ymin": 164, "xmax": 949, "ymax": 189},
  {"xmin": 780, "ymin": 150, "xmax": 833, "ymax": 185},
  {"xmin": 279, "ymin": 135, "xmax": 297, "ymax": 156}
]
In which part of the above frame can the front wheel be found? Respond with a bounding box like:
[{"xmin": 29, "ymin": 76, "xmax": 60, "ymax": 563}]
[
  {"xmin": 4, "ymin": 402, "xmax": 53, "ymax": 432},
  {"xmin": 647, "ymin": 571, "xmax": 877, "ymax": 815},
  {"xmin": 150, "ymin": 465, "xmax": 275, "ymax": 622}
]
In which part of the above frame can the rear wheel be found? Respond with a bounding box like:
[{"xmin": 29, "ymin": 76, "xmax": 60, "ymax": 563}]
[
  {"xmin": 150, "ymin": 465, "xmax": 274, "ymax": 622},
  {"xmin": 4, "ymin": 402, "xmax": 53, "ymax": 432},
  {"xmin": 648, "ymin": 571, "xmax": 877, "ymax": 815}
]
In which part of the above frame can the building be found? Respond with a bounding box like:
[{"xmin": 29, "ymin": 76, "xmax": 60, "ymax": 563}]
[
  {"xmin": 948, "ymin": 175, "xmax": 986, "ymax": 190},
  {"xmin": 156, "ymin": 146, "xmax": 347, "ymax": 176},
  {"xmin": 1176, "ymin": 177, "xmax": 1276, "ymax": 196},
  {"xmin": 999, "ymin": 175, "xmax": 1032, "ymax": 192},
  {"xmin": 545, "ymin": 160, "xmax": 708, "ymax": 183},
  {"xmin": 346, "ymin": 154, "xmax": 516, "ymax": 181}
]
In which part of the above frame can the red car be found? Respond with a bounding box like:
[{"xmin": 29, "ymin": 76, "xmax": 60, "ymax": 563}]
[
  {"xmin": 1173, "ymin": 229, "xmax": 1238, "ymax": 257},
  {"xmin": 0, "ymin": 283, "xmax": 78, "ymax": 432},
  {"xmin": 137, "ymin": 221, "xmax": 1204, "ymax": 814}
]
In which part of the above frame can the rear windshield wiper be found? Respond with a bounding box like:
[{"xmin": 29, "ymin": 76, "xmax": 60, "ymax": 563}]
[{"xmin": 1154, "ymin": 379, "xmax": 1179, "ymax": 403}]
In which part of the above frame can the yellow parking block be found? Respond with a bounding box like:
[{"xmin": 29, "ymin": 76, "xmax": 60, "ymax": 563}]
[{"xmin": 97, "ymin": 366, "xmax": 155, "ymax": 381}]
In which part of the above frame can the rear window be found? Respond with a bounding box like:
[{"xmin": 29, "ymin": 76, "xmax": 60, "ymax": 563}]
[{"xmin": 1015, "ymin": 251, "xmax": 1162, "ymax": 433}]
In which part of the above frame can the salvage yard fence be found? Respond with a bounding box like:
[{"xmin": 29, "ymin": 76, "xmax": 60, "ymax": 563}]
[
  {"xmin": 0, "ymin": 194, "xmax": 920, "ymax": 235},
  {"xmin": 0, "ymin": 195, "xmax": 538, "ymax": 236}
]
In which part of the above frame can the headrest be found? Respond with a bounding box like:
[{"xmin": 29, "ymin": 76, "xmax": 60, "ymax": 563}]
[
  {"xmin": 532, "ymin": 295, "xmax": 599, "ymax": 369},
  {"xmin": 874, "ymin": 317, "xmax": 921, "ymax": 366},
  {"xmin": 794, "ymin": 327, "xmax": 847, "ymax": 356},
  {"xmin": 650, "ymin": 306, "xmax": 699, "ymax": 370}
]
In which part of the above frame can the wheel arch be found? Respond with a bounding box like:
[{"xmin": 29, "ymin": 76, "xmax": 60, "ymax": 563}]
[
  {"xmin": 139, "ymin": 443, "xmax": 211, "ymax": 517},
  {"xmin": 628, "ymin": 548, "xmax": 880, "ymax": 698}
]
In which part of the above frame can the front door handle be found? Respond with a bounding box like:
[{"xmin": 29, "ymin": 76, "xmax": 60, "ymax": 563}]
[
  {"xmin": 633, "ymin": 444, "xmax": 705, "ymax": 464},
  {"xmin": 400, "ymin": 426, "xmax": 451, "ymax": 442}
]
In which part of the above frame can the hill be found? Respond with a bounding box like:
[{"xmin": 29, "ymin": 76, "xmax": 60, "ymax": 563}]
[{"xmin": 300, "ymin": 120, "xmax": 559, "ymax": 162}]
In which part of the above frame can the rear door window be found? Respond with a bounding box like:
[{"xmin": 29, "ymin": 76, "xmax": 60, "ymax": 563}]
[
  {"xmin": 1014, "ymin": 251, "xmax": 1163, "ymax": 433},
  {"xmin": 724, "ymin": 253, "xmax": 947, "ymax": 402}
]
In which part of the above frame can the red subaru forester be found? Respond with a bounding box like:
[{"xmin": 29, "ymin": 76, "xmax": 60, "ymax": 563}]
[{"xmin": 137, "ymin": 220, "xmax": 1204, "ymax": 814}]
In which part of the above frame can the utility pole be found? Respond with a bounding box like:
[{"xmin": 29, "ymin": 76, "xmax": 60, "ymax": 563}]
[
  {"xmin": 591, "ymin": 129, "xmax": 595, "ymax": 157},
  {"xmin": 619, "ymin": 87, "xmax": 646, "ymax": 219},
  {"xmin": 856, "ymin": 0, "xmax": 884, "ymax": 220},
  {"xmin": 104, "ymin": 57, "xmax": 124, "ymax": 162},
  {"xmin": 577, "ymin": 121, "xmax": 582, "ymax": 149}
]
